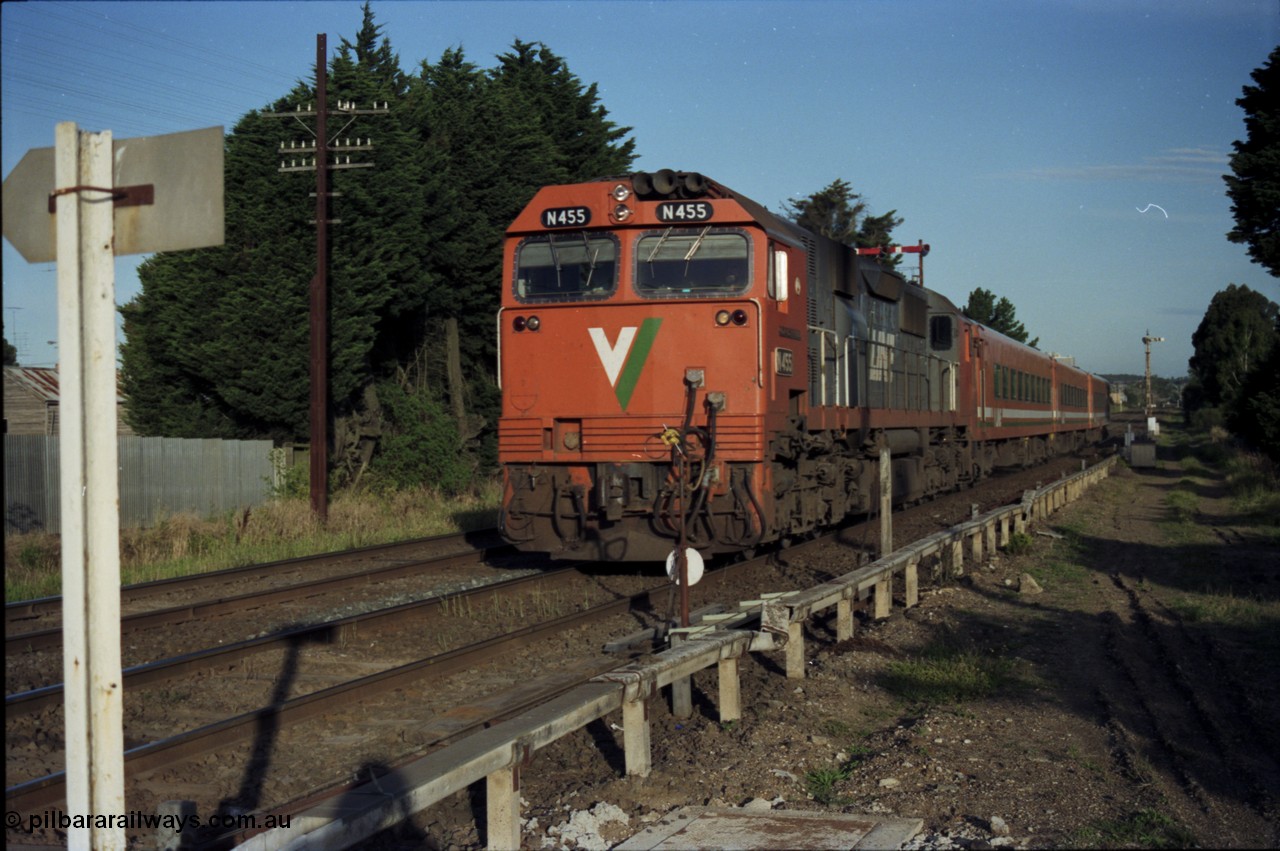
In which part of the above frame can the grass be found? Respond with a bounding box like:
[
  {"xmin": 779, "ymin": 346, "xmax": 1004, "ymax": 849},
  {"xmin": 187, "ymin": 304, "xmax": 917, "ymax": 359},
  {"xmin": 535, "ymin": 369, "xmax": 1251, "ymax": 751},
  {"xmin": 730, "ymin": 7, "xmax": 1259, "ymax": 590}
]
[
  {"xmin": 1168, "ymin": 589, "xmax": 1270, "ymax": 627},
  {"xmin": 878, "ymin": 634, "xmax": 1019, "ymax": 705},
  {"xmin": 804, "ymin": 731, "xmax": 874, "ymax": 805},
  {"xmin": 4, "ymin": 480, "xmax": 502, "ymax": 602},
  {"xmin": 1068, "ymin": 809, "xmax": 1198, "ymax": 849},
  {"xmin": 1020, "ymin": 521, "xmax": 1092, "ymax": 594},
  {"xmin": 1004, "ymin": 531, "xmax": 1034, "ymax": 555}
]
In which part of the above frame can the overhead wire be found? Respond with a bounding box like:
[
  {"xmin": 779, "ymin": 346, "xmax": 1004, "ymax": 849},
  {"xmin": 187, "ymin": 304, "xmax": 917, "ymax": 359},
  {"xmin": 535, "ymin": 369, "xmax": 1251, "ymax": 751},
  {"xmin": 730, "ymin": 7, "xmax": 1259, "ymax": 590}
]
[{"xmin": 1, "ymin": 1, "xmax": 314, "ymax": 139}]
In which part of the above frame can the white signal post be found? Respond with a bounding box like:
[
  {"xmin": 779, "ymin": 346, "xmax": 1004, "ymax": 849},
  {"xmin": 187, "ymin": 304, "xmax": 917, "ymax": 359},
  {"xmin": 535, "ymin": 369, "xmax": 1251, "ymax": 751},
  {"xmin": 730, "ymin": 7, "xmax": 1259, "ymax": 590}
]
[
  {"xmin": 1142, "ymin": 331, "xmax": 1165, "ymax": 420},
  {"xmin": 4, "ymin": 121, "xmax": 222, "ymax": 849},
  {"xmin": 55, "ymin": 121, "xmax": 127, "ymax": 850}
]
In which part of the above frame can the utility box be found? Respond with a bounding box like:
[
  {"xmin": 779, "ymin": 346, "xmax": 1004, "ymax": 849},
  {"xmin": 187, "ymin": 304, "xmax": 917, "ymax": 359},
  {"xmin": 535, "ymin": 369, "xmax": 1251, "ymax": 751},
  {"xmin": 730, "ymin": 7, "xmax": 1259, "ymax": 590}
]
[{"xmin": 1130, "ymin": 441, "xmax": 1157, "ymax": 468}]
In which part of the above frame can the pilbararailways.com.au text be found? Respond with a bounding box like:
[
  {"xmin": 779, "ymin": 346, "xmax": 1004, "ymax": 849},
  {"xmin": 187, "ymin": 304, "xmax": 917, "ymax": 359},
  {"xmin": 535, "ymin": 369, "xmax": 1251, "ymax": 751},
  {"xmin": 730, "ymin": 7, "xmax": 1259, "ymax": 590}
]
[{"xmin": 7, "ymin": 809, "xmax": 292, "ymax": 833}]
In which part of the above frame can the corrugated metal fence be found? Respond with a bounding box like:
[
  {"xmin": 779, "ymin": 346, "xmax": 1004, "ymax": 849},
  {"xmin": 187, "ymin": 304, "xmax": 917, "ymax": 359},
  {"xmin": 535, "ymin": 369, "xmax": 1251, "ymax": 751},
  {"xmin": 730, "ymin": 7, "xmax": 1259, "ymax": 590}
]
[{"xmin": 4, "ymin": 435, "xmax": 276, "ymax": 534}]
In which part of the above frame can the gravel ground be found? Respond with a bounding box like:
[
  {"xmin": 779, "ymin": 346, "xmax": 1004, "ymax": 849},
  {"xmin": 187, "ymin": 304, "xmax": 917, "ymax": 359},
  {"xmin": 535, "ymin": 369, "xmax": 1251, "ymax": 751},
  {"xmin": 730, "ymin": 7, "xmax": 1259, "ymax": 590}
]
[{"xmin": 373, "ymin": 449, "xmax": 1278, "ymax": 850}]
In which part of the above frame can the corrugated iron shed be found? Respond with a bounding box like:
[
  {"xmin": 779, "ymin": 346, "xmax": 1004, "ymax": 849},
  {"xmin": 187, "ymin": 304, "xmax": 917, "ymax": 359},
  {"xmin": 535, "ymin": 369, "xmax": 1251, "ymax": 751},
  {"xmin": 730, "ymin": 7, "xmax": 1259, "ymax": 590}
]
[{"xmin": 3, "ymin": 365, "xmax": 133, "ymax": 435}]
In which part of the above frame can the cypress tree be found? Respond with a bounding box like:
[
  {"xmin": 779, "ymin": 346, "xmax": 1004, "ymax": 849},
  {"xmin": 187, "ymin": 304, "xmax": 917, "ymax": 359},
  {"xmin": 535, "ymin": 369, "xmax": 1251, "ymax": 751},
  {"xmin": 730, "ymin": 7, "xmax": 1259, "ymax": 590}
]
[{"xmin": 120, "ymin": 11, "xmax": 638, "ymax": 485}]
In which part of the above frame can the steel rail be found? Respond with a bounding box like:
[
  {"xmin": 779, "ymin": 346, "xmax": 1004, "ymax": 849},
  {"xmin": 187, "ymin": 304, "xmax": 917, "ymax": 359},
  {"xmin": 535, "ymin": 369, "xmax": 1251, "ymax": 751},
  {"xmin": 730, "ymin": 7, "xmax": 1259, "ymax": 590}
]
[
  {"xmin": 4, "ymin": 529, "xmax": 503, "ymax": 628},
  {"xmin": 5, "ymin": 566, "xmax": 583, "ymax": 717},
  {"xmin": 4, "ymin": 568, "xmax": 704, "ymax": 814},
  {"xmin": 6, "ymin": 537, "xmax": 516, "ymax": 655}
]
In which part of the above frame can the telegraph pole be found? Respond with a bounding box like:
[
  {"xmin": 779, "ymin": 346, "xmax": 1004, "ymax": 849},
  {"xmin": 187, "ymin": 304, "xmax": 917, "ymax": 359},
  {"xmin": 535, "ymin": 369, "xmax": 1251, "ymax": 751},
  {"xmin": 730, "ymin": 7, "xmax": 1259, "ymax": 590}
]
[{"xmin": 267, "ymin": 33, "xmax": 386, "ymax": 523}]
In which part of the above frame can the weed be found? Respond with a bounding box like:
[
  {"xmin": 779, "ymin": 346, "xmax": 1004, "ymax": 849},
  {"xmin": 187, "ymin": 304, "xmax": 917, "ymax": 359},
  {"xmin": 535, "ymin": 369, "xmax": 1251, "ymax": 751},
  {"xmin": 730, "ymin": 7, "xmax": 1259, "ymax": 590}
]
[
  {"xmin": 1164, "ymin": 489, "xmax": 1199, "ymax": 522},
  {"xmin": 5, "ymin": 483, "xmax": 502, "ymax": 603},
  {"xmin": 1004, "ymin": 531, "xmax": 1034, "ymax": 555},
  {"xmin": 805, "ymin": 766, "xmax": 852, "ymax": 805},
  {"xmin": 1169, "ymin": 590, "xmax": 1270, "ymax": 628},
  {"xmin": 879, "ymin": 635, "xmax": 1018, "ymax": 705},
  {"xmin": 1068, "ymin": 809, "xmax": 1197, "ymax": 849},
  {"xmin": 820, "ymin": 719, "xmax": 855, "ymax": 740}
]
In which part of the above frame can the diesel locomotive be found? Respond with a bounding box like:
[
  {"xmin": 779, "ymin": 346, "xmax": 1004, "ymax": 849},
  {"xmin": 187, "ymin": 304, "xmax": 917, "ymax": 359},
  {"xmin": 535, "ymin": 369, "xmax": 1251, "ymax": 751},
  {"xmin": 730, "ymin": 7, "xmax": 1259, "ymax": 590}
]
[{"xmin": 497, "ymin": 170, "xmax": 1109, "ymax": 562}]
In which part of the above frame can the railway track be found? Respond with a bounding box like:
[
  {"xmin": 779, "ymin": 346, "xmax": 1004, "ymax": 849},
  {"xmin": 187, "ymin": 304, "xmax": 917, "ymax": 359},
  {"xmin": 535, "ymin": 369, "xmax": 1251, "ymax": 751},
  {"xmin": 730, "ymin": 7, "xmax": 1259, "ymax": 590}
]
[
  {"xmin": 5, "ymin": 532, "xmax": 527, "ymax": 694},
  {"xmin": 5, "ymin": 529, "xmax": 507, "ymax": 634},
  {"xmin": 6, "ymin": 568, "xmax": 680, "ymax": 813},
  {"xmin": 5, "ymin": 456, "xmax": 1105, "ymax": 848}
]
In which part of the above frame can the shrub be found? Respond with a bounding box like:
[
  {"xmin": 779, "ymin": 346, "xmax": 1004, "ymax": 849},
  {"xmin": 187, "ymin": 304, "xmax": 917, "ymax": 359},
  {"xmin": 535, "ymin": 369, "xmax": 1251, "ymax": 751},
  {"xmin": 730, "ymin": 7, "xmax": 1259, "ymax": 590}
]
[
  {"xmin": 1004, "ymin": 531, "xmax": 1034, "ymax": 555},
  {"xmin": 367, "ymin": 381, "xmax": 472, "ymax": 495}
]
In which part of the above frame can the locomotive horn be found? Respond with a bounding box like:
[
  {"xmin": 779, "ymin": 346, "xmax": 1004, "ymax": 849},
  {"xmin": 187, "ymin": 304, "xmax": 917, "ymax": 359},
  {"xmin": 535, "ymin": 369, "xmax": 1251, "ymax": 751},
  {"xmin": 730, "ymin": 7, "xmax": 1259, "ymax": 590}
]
[
  {"xmin": 632, "ymin": 171, "xmax": 653, "ymax": 196},
  {"xmin": 651, "ymin": 169, "xmax": 677, "ymax": 196},
  {"xmin": 681, "ymin": 172, "xmax": 707, "ymax": 196}
]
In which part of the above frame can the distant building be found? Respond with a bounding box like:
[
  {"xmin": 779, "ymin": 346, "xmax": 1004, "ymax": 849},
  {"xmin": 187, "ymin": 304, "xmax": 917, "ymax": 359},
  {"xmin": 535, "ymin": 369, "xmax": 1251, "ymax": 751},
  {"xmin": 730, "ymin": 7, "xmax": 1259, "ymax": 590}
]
[{"xmin": 3, "ymin": 366, "xmax": 135, "ymax": 436}]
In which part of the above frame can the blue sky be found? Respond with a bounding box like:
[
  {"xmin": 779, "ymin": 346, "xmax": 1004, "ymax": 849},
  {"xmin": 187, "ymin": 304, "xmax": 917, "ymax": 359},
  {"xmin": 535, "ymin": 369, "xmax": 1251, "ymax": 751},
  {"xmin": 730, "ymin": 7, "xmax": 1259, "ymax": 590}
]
[{"xmin": 3, "ymin": 0, "xmax": 1276, "ymax": 379}]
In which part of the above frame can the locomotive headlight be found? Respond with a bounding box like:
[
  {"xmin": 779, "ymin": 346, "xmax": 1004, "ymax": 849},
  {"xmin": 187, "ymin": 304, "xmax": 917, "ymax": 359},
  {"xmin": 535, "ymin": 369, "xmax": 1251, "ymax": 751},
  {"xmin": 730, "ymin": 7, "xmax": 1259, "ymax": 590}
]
[
  {"xmin": 513, "ymin": 316, "xmax": 526, "ymax": 332},
  {"xmin": 513, "ymin": 315, "xmax": 541, "ymax": 332},
  {"xmin": 612, "ymin": 203, "xmax": 632, "ymax": 222},
  {"xmin": 715, "ymin": 309, "xmax": 749, "ymax": 327},
  {"xmin": 611, "ymin": 183, "xmax": 631, "ymax": 202},
  {"xmin": 525, "ymin": 315, "xmax": 541, "ymax": 331},
  {"xmin": 715, "ymin": 310, "xmax": 732, "ymax": 326},
  {"xmin": 731, "ymin": 309, "xmax": 748, "ymax": 326}
]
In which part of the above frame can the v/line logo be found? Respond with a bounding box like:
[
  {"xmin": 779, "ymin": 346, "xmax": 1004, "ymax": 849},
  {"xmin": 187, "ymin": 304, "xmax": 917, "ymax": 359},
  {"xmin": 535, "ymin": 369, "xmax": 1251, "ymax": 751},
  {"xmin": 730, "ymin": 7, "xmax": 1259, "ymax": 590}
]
[{"xmin": 588, "ymin": 318, "xmax": 662, "ymax": 410}]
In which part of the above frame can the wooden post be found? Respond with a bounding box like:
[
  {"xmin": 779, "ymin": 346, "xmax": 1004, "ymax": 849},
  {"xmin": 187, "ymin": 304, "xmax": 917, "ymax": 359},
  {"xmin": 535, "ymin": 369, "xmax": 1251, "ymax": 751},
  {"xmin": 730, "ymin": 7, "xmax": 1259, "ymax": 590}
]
[
  {"xmin": 786, "ymin": 620, "xmax": 805, "ymax": 679},
  {"xmin": 905, "ymin": 556, "xmax": 919, "ymax": 607},
  {"xmin": 874, "ymin": 574, "xmax": 892, "ymax": 619},
  {"xmin": 486, "ymin": 764, "xmax": 520, "ymax": 851},
  {"xmin": 836, "ymin": 598, "xmax": 854, "ymax": 641},
  {"xmin": 718, "ymin": 656, "xmax": 741, "ymax": 722},
  {"xmin": 623, "ymin": 695, "xmax": 651, "ymax": 777}
]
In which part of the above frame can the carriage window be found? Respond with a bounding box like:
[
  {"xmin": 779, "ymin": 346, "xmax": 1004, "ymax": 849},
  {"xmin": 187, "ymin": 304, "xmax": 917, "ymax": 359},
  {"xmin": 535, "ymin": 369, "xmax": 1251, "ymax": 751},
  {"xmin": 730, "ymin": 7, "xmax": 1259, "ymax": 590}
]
[
  {"xmin": 635, "ymin": 229, "xmax": 750, "ymax": 297},
  {"xmin": 514, "ymin": 232, "xmax": 619, "ymax": 302}
]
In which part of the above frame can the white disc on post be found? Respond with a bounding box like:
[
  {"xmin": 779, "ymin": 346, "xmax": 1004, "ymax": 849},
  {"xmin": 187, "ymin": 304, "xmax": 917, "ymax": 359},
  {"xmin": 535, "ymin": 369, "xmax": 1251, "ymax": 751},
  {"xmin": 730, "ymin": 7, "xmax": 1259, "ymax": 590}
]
[{"xmin": 666, "ymin": 547, "xmax": 704, "ymax": 586}]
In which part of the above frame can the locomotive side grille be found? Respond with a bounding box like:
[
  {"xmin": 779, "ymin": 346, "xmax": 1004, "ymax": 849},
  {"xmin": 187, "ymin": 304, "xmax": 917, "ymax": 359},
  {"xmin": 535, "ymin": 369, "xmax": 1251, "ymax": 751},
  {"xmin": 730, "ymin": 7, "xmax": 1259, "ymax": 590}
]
[
  {"xmin": 582, "ymin": 415, "xmax": 764, "ymax": 457},
  {"xmin": 494, "ymin": 415, "xmax": 768, "ymax": 460},
  {"xmin": 706, "ymin": 416, "xmax": 767, "ymax": 455},
  {"xmin": 803, "ymin": 234, "xmax": 819, "ymax": 328},
  {"xmin": 498, "ymin": 420, "xmax": 544, "ymax": 456}
]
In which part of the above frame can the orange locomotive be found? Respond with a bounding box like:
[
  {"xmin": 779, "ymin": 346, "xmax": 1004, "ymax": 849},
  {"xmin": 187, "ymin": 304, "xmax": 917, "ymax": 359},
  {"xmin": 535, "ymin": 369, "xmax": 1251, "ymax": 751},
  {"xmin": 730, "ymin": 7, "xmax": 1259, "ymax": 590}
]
[{"xmin": 498, "ymin": 171, "xmax": 1108, "ymax": 562}]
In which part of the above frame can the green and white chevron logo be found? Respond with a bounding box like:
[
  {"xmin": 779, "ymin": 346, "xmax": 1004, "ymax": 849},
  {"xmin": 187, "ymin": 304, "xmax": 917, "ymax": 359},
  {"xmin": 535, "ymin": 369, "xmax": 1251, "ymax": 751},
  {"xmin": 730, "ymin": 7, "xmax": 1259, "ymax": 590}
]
[{"xmin": 588, "ymin": 318, "xmax": 662, "ymax": 410}]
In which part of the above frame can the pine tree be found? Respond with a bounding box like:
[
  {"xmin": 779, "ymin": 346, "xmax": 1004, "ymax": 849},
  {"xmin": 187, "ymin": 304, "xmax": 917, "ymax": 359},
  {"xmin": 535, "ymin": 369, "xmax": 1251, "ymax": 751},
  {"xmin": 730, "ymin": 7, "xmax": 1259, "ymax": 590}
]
[
  {"xmin": 119, "ymin": 10, "xmax": 638, "ymax": 486},
  {"xmin": 783, "ymin": 179, "xmax": 904, "ymax": 266},
  {"xmin": 1187, "ymin": 283, "xmax": 1279, "ymax": 411},
  {"xmin": 1225, "ymin": 46, "xmax": 1280, "ymax": 278},
  {"xmin": 962, "ymin": 287, "xmax": 1039, "ymax": 348}
]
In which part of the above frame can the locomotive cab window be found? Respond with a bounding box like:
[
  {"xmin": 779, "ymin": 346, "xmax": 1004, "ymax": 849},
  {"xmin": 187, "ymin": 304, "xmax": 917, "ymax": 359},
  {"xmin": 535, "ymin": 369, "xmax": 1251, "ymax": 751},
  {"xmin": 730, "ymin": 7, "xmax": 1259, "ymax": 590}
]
[
  {"xmin": 929, "ymin": 315, "xmax": 953, "ymax": 351},
  {"xmin": 635, "ymin": 228, "xmax": 750, "ymax": 297},
  {"xmin": 514, "ymin": 232, "xmax": 619, "ymax": 302}
]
